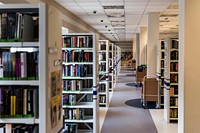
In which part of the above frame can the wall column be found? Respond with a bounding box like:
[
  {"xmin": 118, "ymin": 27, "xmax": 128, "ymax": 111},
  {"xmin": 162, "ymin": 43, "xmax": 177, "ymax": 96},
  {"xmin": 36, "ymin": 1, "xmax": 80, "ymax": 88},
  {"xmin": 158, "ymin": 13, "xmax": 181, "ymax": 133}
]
[
  {"xmin": 179, "ymin": 0, "xmax": 200, "ymax": 132},
  {"xmin": 132, "ymin": 37, "xmax": 136, "ymax": 60},
  {"xmin": 136, "ymin": 33, "xmax": 140, "ymax": 67},
  {"xmin": 147, "ymin": 13, "xmax": 159, "ymax": 78},
  {"xmin": 140, "ymin": 26, "xmax": 147, "ymax": 65}
]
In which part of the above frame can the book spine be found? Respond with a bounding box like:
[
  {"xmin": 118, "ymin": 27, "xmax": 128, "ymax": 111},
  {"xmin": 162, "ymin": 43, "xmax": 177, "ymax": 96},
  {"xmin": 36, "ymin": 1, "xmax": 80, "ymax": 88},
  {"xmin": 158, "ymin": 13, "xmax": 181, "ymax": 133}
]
[{"xmin": 23, "ymin": 89, "xmax": 27, "ymax": 115}]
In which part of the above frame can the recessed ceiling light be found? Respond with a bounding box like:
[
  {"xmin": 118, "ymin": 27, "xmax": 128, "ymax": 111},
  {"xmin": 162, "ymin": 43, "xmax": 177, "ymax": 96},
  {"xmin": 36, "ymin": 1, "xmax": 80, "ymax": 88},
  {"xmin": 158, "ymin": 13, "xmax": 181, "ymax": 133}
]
[{"xmin": 0, "ymin": 2, "xmax": 4, "ymax": 4}]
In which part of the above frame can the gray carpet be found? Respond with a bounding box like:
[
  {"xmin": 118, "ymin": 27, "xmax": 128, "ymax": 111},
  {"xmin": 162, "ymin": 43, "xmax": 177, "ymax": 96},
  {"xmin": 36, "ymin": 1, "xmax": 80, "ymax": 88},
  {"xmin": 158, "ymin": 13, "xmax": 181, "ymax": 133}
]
[{"xmin": 101, "ymin": 68, "xmax": 158, "ymax": 133}]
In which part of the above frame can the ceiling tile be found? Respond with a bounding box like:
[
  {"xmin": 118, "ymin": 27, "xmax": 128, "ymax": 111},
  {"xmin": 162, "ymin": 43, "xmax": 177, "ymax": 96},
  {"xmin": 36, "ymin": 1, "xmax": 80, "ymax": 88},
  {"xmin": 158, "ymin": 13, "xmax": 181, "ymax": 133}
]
[
  {"xmin": 148, "ymin": 1, "xmax": 172, "ymax": 6},
  {"xmin": 125, "ymin": 2, "xmax": 148, "ymax": 6},
  {"xmin": 100, "ymin": 1, "xmax": 124, "ymax": 5}
]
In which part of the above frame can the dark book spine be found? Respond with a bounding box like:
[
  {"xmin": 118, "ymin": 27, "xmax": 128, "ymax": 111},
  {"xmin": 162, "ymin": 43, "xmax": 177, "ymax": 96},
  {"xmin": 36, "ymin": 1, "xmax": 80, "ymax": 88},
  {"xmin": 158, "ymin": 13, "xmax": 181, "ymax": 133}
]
[
  {"xmin": 12, "ymin": 53, "xmax": 16, "ymax": 79},
  {"xmin": 27, "ymin": 89, "xmax": 34, "ymax": 116},
  {"xmin": 0, "ymin": 88, "xmax": 4, "ymax": 117}
]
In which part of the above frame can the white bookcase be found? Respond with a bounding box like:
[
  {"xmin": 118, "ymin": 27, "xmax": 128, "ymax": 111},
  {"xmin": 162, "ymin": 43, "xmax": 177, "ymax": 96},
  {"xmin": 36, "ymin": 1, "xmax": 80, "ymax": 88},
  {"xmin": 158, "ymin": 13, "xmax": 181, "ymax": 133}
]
[
  {"xmin": 0, "ymin": 3, "xmax": 63, "ymax": 133},
  {"xmin": 98, "ymin": 40, "xmax": 109, "ymax": 107},
  {"xmin": 62, "ymin": 33, "xmax": 99, "ymax": 132},
  {"xmin": 156, "ymin": 40, "xmax": 165, "ymax": 108},
  {"xmin": 108, "ymin": 43, "xmax": 114, "ymax": 92},
  {"xmin": 164, "ymin": 38, "xmax": 179, "ymax": 123},
  {"xmin": 112, "ymin": 45, "xmax": 117, "ymax": 88}
]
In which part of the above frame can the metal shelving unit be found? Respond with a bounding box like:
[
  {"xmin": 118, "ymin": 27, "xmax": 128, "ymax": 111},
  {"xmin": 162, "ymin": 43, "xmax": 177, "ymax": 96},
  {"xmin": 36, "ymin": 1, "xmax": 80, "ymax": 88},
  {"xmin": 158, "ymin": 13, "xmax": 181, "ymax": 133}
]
[
  {"xmin": 98, "ymin": 40, "xmax": 109, "ymax": 107},
  {"xmin": 62, "ymin": 33, "xmax": 99, "ymax": 133}
]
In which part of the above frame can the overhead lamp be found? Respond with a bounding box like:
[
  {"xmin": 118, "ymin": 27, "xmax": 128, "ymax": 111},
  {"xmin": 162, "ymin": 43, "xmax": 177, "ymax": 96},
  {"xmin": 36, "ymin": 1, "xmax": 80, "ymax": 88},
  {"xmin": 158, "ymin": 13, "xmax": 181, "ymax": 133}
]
[{"xmin": 0, "ymin": 2, "xmax": 4, "ymax": 4}]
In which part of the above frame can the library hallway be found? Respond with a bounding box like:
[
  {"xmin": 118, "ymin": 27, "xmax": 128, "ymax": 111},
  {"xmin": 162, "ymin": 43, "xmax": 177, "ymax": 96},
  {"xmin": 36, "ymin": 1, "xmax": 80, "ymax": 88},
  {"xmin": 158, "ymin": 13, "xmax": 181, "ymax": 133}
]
[{"xmin": 100, "ymin": 66, "xmax": 178, "ymax": 133}]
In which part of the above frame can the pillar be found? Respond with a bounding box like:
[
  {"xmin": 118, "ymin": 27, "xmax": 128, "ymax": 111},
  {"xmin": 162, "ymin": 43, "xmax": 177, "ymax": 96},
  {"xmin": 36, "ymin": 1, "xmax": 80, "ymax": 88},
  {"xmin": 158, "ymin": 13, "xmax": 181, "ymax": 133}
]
[
  {"xmin": 140, "ymin": 26, "xmax": 147, "ymax": 65},
  {"xmin": 147, "ymin": 13, "xmax": 159, "ymax": 78},
  {"xmin": 136, "ymin": 33, "xmax": 140, "ymax": 67},
  {"xmin": 179, "ymin": 0, "xmax": 200, "ymax": 132}
]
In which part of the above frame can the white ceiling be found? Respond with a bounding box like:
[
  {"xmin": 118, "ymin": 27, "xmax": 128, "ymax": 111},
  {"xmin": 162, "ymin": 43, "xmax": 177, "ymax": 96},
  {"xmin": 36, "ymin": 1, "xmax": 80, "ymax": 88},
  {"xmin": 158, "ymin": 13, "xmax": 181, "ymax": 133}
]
[{"xmin": 55, "ymin": 0, "xmax": 179, "ymax": 42}]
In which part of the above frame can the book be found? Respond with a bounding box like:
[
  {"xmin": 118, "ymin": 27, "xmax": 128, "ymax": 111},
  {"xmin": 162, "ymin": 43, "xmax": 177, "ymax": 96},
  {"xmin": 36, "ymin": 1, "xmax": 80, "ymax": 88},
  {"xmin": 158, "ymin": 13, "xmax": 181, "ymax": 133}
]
[
  {"xmin": 170, "ymin": 87, "xmax": 174, "ymax": 96},
  {"xmin": 20, "ymin": 52, "xmax": 27, "ymax": 79},
  {"xmin": 22, "ymin": 15, "xmax": 34, "ymax": 42}
]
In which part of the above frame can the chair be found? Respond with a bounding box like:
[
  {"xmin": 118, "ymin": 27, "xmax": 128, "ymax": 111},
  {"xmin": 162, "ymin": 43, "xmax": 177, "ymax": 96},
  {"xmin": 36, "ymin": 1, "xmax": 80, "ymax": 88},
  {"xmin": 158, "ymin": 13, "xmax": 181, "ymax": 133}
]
[{"xmin": 141, "ymin": 77, "xmax": 158, "ymax": 108}]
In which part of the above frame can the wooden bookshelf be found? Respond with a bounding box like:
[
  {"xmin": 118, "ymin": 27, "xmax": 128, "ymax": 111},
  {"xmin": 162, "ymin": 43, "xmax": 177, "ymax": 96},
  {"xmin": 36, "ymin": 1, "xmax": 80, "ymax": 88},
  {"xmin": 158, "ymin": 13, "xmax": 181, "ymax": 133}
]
[
  {"xmin": 164, "ymin": 38, "xmax": 179, "ymax": 123},
  {"xmin": 62, "ymin": 33, "xmax": 99, "ymax": 133}
]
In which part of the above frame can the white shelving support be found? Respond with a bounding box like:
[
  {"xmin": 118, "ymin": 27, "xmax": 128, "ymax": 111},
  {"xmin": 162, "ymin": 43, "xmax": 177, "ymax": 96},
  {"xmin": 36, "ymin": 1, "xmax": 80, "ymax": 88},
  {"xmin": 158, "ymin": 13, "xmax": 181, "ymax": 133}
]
[{"xmin": 98, "ymin": 40, "xmax": 109, "ymax": 107}]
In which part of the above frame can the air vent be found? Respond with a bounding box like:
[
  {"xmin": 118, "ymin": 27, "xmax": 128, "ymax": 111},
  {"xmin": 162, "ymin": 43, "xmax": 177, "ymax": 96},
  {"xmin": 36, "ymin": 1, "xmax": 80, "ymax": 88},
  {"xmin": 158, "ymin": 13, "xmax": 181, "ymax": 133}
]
[
  {"xmin": 159, "ymin": 20, "xmax": 170, "ymax": 22},
  {"xmin": 103, "ymin": 5, "xmax": 124, "ymax": 9},
  {"xmin": 160, "ymin": 14, "xmax": 178, "ymax": 17},
  {"xmin": 108, "ymin": 14, "xmax": 124, "ymax": 18},
  {"xmin": 110, "ymin": 21, "xmax": 125, "ymax": 23}
]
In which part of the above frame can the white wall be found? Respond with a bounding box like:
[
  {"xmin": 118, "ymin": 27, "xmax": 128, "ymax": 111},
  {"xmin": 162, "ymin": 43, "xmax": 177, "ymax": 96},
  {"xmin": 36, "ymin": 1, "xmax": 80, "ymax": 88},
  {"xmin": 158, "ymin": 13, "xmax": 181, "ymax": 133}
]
[{"xmin": 179, "ymin": 0, "xmax": 200, "ymax": 132}]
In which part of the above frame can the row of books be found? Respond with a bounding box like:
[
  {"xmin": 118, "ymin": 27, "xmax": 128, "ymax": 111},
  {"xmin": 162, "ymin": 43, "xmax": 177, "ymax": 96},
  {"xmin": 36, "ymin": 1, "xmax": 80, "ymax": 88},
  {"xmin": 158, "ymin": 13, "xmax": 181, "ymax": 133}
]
[
  {"xmin": 161, "ymin": 69, "xmax": 164, "ymax": 77},
  {"xmin": 99, "ymin": 43, "xmax": 106, "ymax": 50},
  {"xmin": 0, "ymin": 51, "xmax": 38, "ymax": 80},
  {"xmin": 63, "ymin": 123, "xmax": 77, "ymax": 133},
  {"xmin": 63, "ymin": 94, "xmax": 93, "ymax": 106},
  {"xmin": 170, "ymin": 108, "xmax": 178, "ymax": 118},
  {"xmin": 161, "ymin": 60, "xmax": 164, "ymax": 68},
  {"xmin": 170, "ymin": 87, "xmax": 178, "ymax": 96},
  {"xmin": 170, "ymin": 97, "xmax": 178, "ymax": 106},
  {"xmin": 170, "ymin": 51, "xmax": 178, "ymax": 60},
  {"xmin": 0, "ymin": 87, "xmax": 38, "ymax": 118},
  {"xmin": 62, "ymin": 50, "xmax": 93, "ymax": 63},
  {"xmin": 99, "ymin": 63, "xmax": 106, "ymax": 72},
  {"xmin": 0, "ymin": 12, "xmax": 38, "ymax": 42},
  {"xmin": 0, "ymin": 124, "xmax": 38, "ymax": 133},
  {"xmin": 170, "ymin": 74, "xmax": 178, "ymax": 83},
  {"xmin": 62, "ymin": 65, "xmax": 93, "ymax": 77},
  {"xmin": 63, "ymin": 79, "xmax": 93, "ymax": 91},
  {"xmin": 62, "ymin": 36, "xmax": 93, "ymax": 48},
  {"xmin": 161, "ymin": 41, "xmax": 165, "ymax": 49},
  {"xmin": 63, "ymin": 94, "xmax": 76, "ymax": 106},
  {"xmin": 170, "ymin": 62, "xmax": 178, "ymax": 72},
  {"xmin": 99, "ymin": 75, "xmax": 106, "ymax": 81},
  {"xmin": 171, "ymin": 40, "xmax": 179, "ymax": 49},
  {"xmin": 99, "ymin": 84, "xmax": 106, "ymax": 92},
  {"xmin": 99, "ymin": 95, "xmax": 106, "ymax": 104},
  {"xmin": 161, "ymin": 52, "xmax": 165, "ymax": 59},
  {"xmin": 63, "ymin": 108, "xmax": 84, "ymax": 120},
  {"xmin": 99, "ymin": 52, "xmax": 106, "ymax": 61}
]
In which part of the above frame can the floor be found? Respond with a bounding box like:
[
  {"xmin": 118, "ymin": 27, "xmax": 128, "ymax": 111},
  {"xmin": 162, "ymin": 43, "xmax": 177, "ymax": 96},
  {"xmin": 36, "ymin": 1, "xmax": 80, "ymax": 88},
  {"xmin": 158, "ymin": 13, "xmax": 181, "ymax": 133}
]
[{"xmin": 99, "ymin": 66, "xmax": 178, "ymax": 133}]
